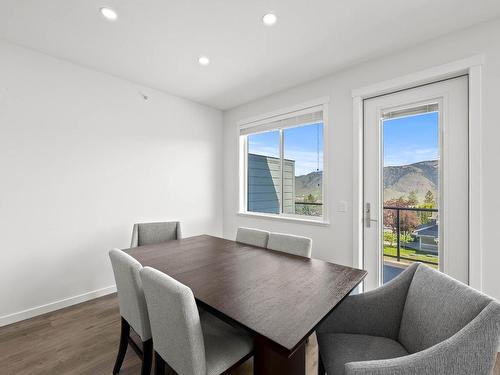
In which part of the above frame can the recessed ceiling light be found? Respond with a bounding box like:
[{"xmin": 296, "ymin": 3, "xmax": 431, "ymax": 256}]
[
  {"xmin": 262, "ymin": 13, "xmax": 277, "ymax": 26},
  {"xmin": 198, "ymin": 56, "xmax": 210, "ymax": 66},
  {"xmin": 100, "ymin": 7, "xmax": 118, "ymax": 21}
]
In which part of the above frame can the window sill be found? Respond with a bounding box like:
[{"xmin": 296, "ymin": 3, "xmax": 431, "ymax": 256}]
[{"xmin": 237, "ymin": 211, "xmax": 330, "ymax": 226}]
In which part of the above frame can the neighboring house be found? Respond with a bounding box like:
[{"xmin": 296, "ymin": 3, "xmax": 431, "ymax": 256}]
[
  {"xmin": 247, "ymin": 153, "xmax": 295, "ymax": 214},
  {"xmin": 412, "ymin": 220, "xmax": 439, "ymax": 253}
]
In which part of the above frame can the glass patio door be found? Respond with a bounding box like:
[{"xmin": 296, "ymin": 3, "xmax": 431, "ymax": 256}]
[{"xmin": 363, "ymin": 76, "xmax": 469, "ymax": 290}]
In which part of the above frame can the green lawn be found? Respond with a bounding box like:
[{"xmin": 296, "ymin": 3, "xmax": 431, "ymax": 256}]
[{"xmin": 384, "ymin": 245, "xmax": 438, "ymax": 266}]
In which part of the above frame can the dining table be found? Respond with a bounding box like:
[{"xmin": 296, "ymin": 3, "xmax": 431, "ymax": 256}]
[{"xmin": 125, "ymin": 234, "xmax": 367, "ymax": 375}]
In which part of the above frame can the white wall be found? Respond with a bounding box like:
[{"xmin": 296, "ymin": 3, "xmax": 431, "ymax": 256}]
[
  {"xmin": 223, "ymin": 19, "xmax": 500, "ymax": 300},
  {"xmin": 0, "ymin": 41, "xmax": 223, "ymax": 324}
]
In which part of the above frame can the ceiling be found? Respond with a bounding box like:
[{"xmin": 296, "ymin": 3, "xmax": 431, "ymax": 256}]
[{"xmin": 1, "ymin": 1, "xmax": 500, "ymax": 110}]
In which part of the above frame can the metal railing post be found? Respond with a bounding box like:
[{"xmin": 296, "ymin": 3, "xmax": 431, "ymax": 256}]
[{"xmin": 396, "ymin": 208, "xmax": 401, "ymax": 262}]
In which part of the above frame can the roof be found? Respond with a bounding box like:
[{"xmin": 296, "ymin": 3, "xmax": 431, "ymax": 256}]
[{"xmin": 413, "ymin": 223, "xmax": 438, "ymax": 237}]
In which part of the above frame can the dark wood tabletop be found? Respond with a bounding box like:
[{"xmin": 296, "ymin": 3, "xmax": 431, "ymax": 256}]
[{"xmin": 124, "ymin": 235, "xmax": 366, "ymax": 355}]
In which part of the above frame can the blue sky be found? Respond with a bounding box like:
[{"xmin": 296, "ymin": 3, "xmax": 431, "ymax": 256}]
[
  {"xmin": 248, "ymin": 123, "xmax": 324, "ymax": 176},
  {"xmin": 383, "ymin": 112, "xmax": 439, "ymax": 166},
  {"xmin": 248, "ymin": 114, "xmax": 437, "ymax": 174}
]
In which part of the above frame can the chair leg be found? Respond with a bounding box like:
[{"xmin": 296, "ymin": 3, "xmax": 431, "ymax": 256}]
[
  {"xmin": 155, "ymin": 351, "xmax": 165, "ymax": 375},
  {"xmin": 141, "ymin": 339, "xmax": 153, "ymax": 375},
  {"xmin": 318, "ymin": 351, "xmax": 326, "ymax": 375},
  {"xmin": 113, "ymin": 317, "xmax": 130, "ymax": 374}
]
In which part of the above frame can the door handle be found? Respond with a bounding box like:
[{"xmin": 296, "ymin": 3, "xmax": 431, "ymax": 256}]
[{"xmin": 365, "ymin": 203, "xmax": 378, "ymax": 228}]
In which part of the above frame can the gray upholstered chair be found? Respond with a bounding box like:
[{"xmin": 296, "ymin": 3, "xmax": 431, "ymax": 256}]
[
  {"xmin": 317, "ymin": 263, "xmax": 500, "ymax": 375},
  {"xmin": 109, "ymin": 249, "xmax": 153, "ymax": 375},
  {"xmin": 140, "ymin": 266, "xmax": 254, "ymax": 375},
  {"xmin": 267, "ymin": 232, "xmax": 312, "ymax": 258},
  {"xmin": 131, "ymin": 221, "xmax": 182, "ymax": 247},
  {"xmin": 235, "ymin": 226, "xmax": 270, "ymax": 248}
]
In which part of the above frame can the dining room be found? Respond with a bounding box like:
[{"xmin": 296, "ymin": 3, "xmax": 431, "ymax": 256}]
[{"xmin": 1, "ymin": 1, "xmax": 500, "ymax": 374}]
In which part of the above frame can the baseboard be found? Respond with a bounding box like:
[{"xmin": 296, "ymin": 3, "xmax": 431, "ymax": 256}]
[{"xmin": 0, "ymin": 285, "xmax": 117, "ymax": 327}]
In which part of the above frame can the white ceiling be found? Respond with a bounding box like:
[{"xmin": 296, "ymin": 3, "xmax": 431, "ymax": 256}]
[{"xmin": 1, "ymin": 1, "xmax": 500, "ymax": 110}]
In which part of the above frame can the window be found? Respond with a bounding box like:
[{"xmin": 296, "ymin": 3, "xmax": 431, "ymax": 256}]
[{"xmin": 240, "ymin": 105, "xmax": 326, "ymax": 221}]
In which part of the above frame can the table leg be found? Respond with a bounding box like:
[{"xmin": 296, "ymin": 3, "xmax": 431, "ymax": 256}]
[{"xmin": 253, "ymin": 336, "xmax": 305, "ymax": 375}]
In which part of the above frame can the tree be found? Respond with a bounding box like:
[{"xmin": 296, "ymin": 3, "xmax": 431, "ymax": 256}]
[
  {"xmin": 383, "ymin": 197, "xmax": 419, "ymax": 235},
  {"xmin": 384, "ymin": 231, "xmax": 396, "ymax": 247},
  {"xmin": 424, "ymin": 190, "xmax": 436, "ymax": 207},
  {"xmin": 296, "ymin": 193, "xmax": 320, "ymax": 216},
  {"xmin": 306, "ymin": 194, "xmax": 317, "ymax": 203},
  {"xmin": 408, "ymin": 191, "xmax": 419, "ymax": 207},
  {"xmin": 419, "ymin": 190, "xmax": 437, "ymax": 224},
  {"xmin": 399, "ymin": 231, "xmax": 413, "ymax": 244}
]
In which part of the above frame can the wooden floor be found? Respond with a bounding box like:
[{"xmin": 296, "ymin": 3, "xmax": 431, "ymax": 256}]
[
  {"xmin": 0, "ymin": 294, "xmax": 318, "ymax": 375},
  {"xmin": 0, "ymin": 294, "xmax": 498, "ymax": 375}
]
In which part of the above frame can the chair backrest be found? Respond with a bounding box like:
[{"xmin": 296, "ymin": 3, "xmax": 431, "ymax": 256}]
[
  {"xmin": 140, "ymin": 267, "xmax": 206, "ymax": 375},
  {"xmin": 109, "ymin": 249, "xmax": 151, "ymax": 340},
  {"xmin": 236, "ymin": 227, "xmax": 270, "ymax": 248},
  {"xmin": 267, "ymin": 232, "xmax": 312, "ymax": 258},
  {"xmin": 398, "ymin": 264, "xmax": 493, "ymax": 353},
  {"xmin": 131, "ymin": 221, "xmax": 182, "ymax": 247}
]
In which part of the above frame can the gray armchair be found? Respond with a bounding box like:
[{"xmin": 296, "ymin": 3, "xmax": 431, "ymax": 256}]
[
  {"xmin": 317, "ymin": 263, "xmax": 500, "ymax": 375},
  {"xmin": 130, "ymin": 221, "xmax": 181, "ymax": 247}
]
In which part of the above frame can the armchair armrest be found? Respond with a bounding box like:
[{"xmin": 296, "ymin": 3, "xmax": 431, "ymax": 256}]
[
  {"xmin": 317, "ymin": 263, "xmax": 419, "ymax": 339},
  {"xmin": 345, "ymin": 301, "xmax": 500, "ymax": 375}
]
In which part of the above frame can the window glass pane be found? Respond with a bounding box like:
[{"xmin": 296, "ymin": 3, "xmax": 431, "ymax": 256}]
[
  {"xmin": 382, "ymin": 111, "xmax": 439, "ymax": 284},
  {"xmin": 247, "ymin": 130, "xmax": 281, "ymax": 214},
  {"xmin": 283, "ymin": 122, "xmax": 324, "ymax": 216}
]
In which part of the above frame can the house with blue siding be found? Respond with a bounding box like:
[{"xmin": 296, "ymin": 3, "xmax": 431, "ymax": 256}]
[{"xmin": 247, "ymin": 153, "xmax": 295, "ymax": 214}]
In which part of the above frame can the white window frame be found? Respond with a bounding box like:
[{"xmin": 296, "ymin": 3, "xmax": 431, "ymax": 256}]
[{"xmin": 237, "ymin": 97, "xmax": 330, "ymax": 225}]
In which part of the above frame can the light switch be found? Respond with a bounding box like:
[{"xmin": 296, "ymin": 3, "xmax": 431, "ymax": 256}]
[{"xmin": 337, "ymin": 200, "xmax": 348, "ymax": 213}]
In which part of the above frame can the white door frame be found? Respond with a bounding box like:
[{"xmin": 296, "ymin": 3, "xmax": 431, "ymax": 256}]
[{"xmin": 352, "ymin": 55, "xmax": 484, "ymax": 292}]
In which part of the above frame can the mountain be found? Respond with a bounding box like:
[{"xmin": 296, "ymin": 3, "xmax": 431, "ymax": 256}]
[
  {"xmin": 384, "ymin": 160, "xmax": 438, "ymax": 202},
  {"xmin": 295, "ymin": 171, "xmax": 322, "ymax": 199},
  {"xmin": 294, "ymin": 160, "xmax": 437, "ymax": 204}
]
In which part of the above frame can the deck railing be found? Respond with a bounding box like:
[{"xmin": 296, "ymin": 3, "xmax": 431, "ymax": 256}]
[
  {"xmin": 294, "ymin": 201, "xmax": 323, "ymax": 206},
  {"xmin": 292, "ymin": 204, "xmax": 438, "ymax": 266},
  {"xmin": 383, "ymin": 206, "xmax": 438, "ymax": 265},
  {"xmin": 294, "ymin": 201, "xmax": 323, "ymax": 216}
]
